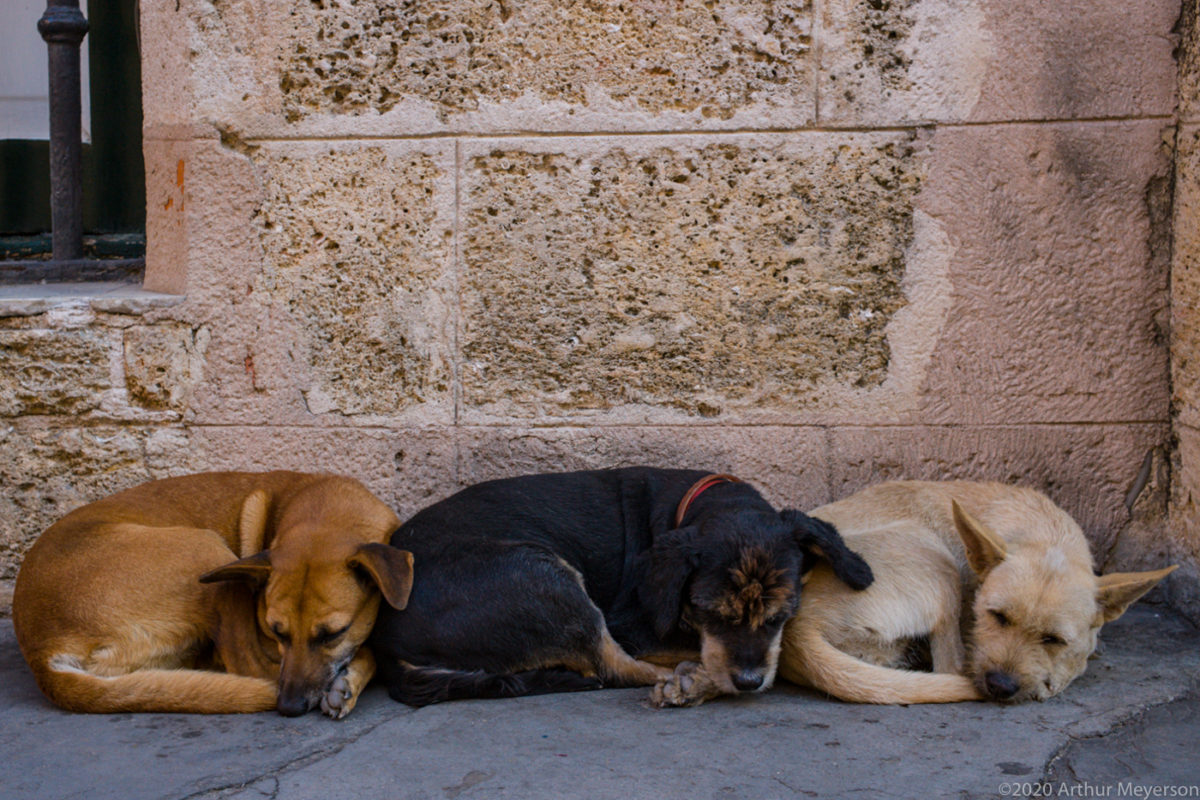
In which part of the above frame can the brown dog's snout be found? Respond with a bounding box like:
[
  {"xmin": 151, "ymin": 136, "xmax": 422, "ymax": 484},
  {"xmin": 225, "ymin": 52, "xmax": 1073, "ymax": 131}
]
[
  {"xmin": 276, "ymin": 689, "xmax": 312, "ymax": 717},
  {"xmin": 276, "ymin": 653, "xmax": 326, "ymax": 717}
]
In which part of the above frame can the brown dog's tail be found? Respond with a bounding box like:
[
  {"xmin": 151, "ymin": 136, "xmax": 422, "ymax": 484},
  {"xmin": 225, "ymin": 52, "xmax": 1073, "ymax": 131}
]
[
  {"xmin": 779, "ymin": 621, "xmax": 981, "ymax": 705},
  {"xmin": 33, "ymin": 654, "xmax": 277, "ymax": 714}
]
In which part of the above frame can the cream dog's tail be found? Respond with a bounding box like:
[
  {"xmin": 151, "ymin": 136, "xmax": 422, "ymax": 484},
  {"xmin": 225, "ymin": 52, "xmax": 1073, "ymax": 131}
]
[
  {"xmin": 779, "ymin": 621, "xmax": 981, "ymax": 704},
  {"xmin": 34, "ymin": 653, "xmax": 277, "ymax": 714}
]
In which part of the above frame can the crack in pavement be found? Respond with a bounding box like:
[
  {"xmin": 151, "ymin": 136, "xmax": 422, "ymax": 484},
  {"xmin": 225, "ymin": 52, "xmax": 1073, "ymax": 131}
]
[
  {"xmin": 1039, "ymin": 683, "xmax": 1200, "ymax": 785},
  {"xmin": 177, "ymin": 706, "xmax": 416, "ymax": 800}
]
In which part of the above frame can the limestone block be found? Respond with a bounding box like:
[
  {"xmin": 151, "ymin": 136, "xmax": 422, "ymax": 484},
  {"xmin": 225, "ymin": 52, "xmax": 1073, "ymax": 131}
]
[
  {"xmin": 1172, "ymin": 425, "xmax": 1200, "ymax": 562},
  {"xmin": 138, "ymin": 0, "xmax": 205, "ymax": 137},
  {"xmin": 250, "ymin": 141, "xmax": 455, "ymax": 420},
  {"xmin": 142, "ymin": 139, "xmax": 194, "ymax": 295},
  {"xmin": 186, "ymin": 425, "xmax": 457, "ymax": 522},
  {"xmin": 828, "ymin": 423, "xmax": 1170, "ymax": 563},
  {"xmin": 1181, "ymin": 0, "xmax": 1200, "ymax": 124},
  {"xmin": 1102, "ymin": 443, "xmax": 1173, "ymax": 592},
  {"xmin": 162, "ymin": 139, "xmax": 456, "ymax": 426},
  {"xmin": 1174, "ymin": 126, "xmax": 1200, "ymax": 431},
  {"xmin": 819, "ymin": 0, "xmax": 1179, "ymax": 125},
  {"xmin": 0, "ymin": 329, "xmax": 112, "ymax": 417},
  {"xmin": 456, "ymin": 425, "xmax": 830, "ymax": 512},
  {"xmin": 180, "ymin": 0, "xmax": 816, "ymax": 135},
  {"xmin": 459, "ymin": 133, "xmax": 925, "ymax": 423},
  {"xmin": 123, "ymin": 323, "xmax": 208, "ymax": 412},
  {"xmin": 0, "ymin": 425, "xmax": 193, "ymax": 580},
  {"xmin": 1169, "ymin": 424, "xmax": 1200, "ymax": 620},
  {"xmin": 917, "ymin": 122, "xmax": 1171, "ymax": 425}
]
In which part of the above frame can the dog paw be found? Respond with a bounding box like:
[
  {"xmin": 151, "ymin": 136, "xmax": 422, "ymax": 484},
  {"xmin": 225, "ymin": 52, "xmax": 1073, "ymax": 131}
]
[
  {"xmin": 648, "ymin": 662, "xmax": 706, "ymax": 709},
  {"xmin": 320, "ymin": 671, "xmax": 355, "ymax": 720}
]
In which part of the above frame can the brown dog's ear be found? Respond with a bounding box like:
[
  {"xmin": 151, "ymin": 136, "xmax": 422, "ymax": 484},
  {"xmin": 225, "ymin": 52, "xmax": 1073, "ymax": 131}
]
[
  {"xmin": 1095, "ymin": 565, "xmax": 1178, "ymax": 624},
  {"xmin": 199, "ymin": 551, "xmax": 272, "ymax": 585},
  {"xmin": 952, "ymin": 500, "xmax": 1007, "ymax": 577},
  {"xmin": 349, "ymin": 543, "xmax": 415, "ymax": 610}
]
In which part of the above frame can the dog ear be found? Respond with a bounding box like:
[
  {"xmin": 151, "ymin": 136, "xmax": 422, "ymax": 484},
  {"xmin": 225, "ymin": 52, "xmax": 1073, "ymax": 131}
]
[
  {"xmin": 199, "ymin": 550, "xmax": 272, "ymax": 585},
  {"xmin": 952, "ymin": 500, "xmax": 1008, "ymax": 577},
  {"xmin": 783, "ymin": 510, "xmax": 874, "ymax": 591},
  {"xmin": 237, "ymin": 489, "xmax": 272, "ymax": 557},
  {"xmin": 349, "ymin": 543, "xmax": 415, "ymax": 610},
  {"xmin": 638, "ymin": 528, "xmax": 699, "ymax": 639},
  {"xmin": 1094, "ymin": 565, "xmax": 1178, "ymax": 624}
]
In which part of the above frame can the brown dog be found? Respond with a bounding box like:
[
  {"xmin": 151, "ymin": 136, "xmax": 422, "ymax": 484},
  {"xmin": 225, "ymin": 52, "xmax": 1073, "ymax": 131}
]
[
  {"xmin": 12, "ymin": 471, "xmax": 414, "ymax": 717},
  {"xmin": 779, "ymin": 481, "xmax": 1176, "ymax": 704}
]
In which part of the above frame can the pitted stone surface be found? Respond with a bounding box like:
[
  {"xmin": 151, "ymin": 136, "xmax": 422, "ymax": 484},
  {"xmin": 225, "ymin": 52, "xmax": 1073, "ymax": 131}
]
[
  {"xmin": 251, "ymin": 144, "xmax": 453, "ymax": 417},
  {"xmin": 0, "ymin": 330, "xmax": 112, "ymax": 417},
  {"xmin": 460, "ymin": 134, "xmax": 924, "ymax": 419},
  {"xmin": 1182, "ymin": 0, "xmax": 1200, "ymax": 124},
  {"xmin": 1175, "ymin": 127, "xmax": 1200, "ymax": 432},
  {"xmin": 274, "ymin": 0, "xmax": 815, "ymax": 124},
  {"xmin": 819, "ymin": 0, "xmax": 1179, "ymax": 124},
  {"xmin": 123, "ymin": 323, "xmax": 208, "ymax": 412},
  {"xmin": 916, "ymin": 122, "xmax": 1170, "ymax": 425},
  {"xmin": 456, "ymin": 425, "xmax": 831, "ymax": 511}
]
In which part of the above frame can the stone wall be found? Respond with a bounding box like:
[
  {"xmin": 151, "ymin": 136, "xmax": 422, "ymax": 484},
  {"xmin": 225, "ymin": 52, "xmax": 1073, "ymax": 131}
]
[
  {"xmin": 1171, "ymin": 0, "xmax": 1200, "ymax": 617},
  {"xmin": 0, "ymin": 0, "xmax": 1187, "ymax": 612}
]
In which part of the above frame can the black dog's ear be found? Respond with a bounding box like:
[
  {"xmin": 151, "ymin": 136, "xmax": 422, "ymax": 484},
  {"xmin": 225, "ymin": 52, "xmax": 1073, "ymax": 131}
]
[
  {"xmin": 782, "ymin": 510, "xmax": 874, "ymax": 591},
  {"xmin": 637, "ymin": 528, "xmax": 700, "ymax": 639}
]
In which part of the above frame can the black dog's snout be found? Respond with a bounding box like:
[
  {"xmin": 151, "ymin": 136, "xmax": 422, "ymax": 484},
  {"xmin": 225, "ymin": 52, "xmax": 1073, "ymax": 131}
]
[
  {"xmin": 984, "ymin": 670, "xmax": 1020, "ymax": 700},
  {"xmin": 732, "ymin": 669, "xmax": 765, "ymax": 692}
]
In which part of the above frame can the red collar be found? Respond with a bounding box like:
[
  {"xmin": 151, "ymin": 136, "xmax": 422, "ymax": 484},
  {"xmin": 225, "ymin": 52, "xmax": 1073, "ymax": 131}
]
[{"xmin": 674, "ymin": 474, "xmax": 742, "ymax": 528}]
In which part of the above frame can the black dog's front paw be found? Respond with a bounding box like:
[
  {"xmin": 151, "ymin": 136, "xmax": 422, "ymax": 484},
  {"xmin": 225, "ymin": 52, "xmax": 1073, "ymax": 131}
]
[{"xmin": 648, "ymin": 662, "xmax": 710, "ymax": 709}]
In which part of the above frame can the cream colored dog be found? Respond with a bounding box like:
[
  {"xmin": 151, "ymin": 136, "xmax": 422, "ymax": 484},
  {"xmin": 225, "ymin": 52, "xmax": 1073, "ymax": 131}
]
[{"xmin": 779, "ymin": 481, "xmax": 1177, "ymax": 703}]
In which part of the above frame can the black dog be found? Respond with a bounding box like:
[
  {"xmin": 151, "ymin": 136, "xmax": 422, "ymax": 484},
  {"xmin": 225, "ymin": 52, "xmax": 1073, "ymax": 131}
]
[{"xmin": 371, "ymin": 467, "xmax": 873, "ymax": 708}]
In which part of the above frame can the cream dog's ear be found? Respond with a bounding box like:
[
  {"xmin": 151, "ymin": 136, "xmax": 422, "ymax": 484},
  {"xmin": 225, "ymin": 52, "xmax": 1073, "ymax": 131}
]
[
  {"xmin": 951, "ymin": 500, "xmax": 1007, "ymax": 577},
  {"xmin": 1095, "ymin": 565, "xmax": 1178, "ymax": 623}
]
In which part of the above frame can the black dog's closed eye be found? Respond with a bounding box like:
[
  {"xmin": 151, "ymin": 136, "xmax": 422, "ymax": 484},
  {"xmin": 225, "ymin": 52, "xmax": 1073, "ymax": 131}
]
[{"xmin": 782, "ymin": 509, "xmax": 875, "ymax": 591}]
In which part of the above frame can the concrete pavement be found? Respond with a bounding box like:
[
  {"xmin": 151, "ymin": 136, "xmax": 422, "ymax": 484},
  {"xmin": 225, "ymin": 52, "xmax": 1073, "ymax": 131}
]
[{"xmin": 2, "ymin": 605, "xmax": 1198, "ymax": 800}]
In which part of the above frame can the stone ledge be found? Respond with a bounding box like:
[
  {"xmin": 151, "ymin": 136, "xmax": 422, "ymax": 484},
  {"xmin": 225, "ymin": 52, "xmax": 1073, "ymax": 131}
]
[{"xmin": 0, "ymin": 284, "xmax": 185, "ymax": 318}]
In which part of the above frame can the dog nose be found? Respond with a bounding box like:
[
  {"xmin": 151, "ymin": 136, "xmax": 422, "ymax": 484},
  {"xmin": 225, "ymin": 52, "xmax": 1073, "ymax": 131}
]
[
  {"xmin": 984, "ymin": 670, "xmax": 1020, "ymax": 700},
  {"xmin": 276, "ymin": 693, "xmax": 311, "ymax": 717},
  {"xmin": 732, "ymin": 670, "xmax": 765, "ymax": 692}
]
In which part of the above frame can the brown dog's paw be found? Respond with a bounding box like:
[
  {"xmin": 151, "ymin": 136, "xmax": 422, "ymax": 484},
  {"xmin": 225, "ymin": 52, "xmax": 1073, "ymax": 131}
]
[{"xmin": 320, "ymin": 671, "xmax": 356, "ymax": 719}]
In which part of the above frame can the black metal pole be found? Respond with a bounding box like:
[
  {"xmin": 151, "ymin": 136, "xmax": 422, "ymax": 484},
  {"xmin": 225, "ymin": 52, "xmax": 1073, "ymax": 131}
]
[{"xmin": 38, "ymin": 0, "xmax": 89, "ymax": 261}]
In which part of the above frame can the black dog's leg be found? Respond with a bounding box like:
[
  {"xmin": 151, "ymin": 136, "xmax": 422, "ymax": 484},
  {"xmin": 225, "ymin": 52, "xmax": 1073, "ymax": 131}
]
[
  {"xmin": 372, "ymin": 543, "xmax": 669, "ymax": 706},
  {"xmin": 381, "ymin": 661, "xmax": 602, "ymax": 708}
]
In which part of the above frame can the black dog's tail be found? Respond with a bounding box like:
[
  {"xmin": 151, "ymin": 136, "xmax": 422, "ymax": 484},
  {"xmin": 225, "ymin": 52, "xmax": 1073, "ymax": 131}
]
[{"xmin": 382, "ymin": 661, "xmax": 602, "ymax": 708}]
